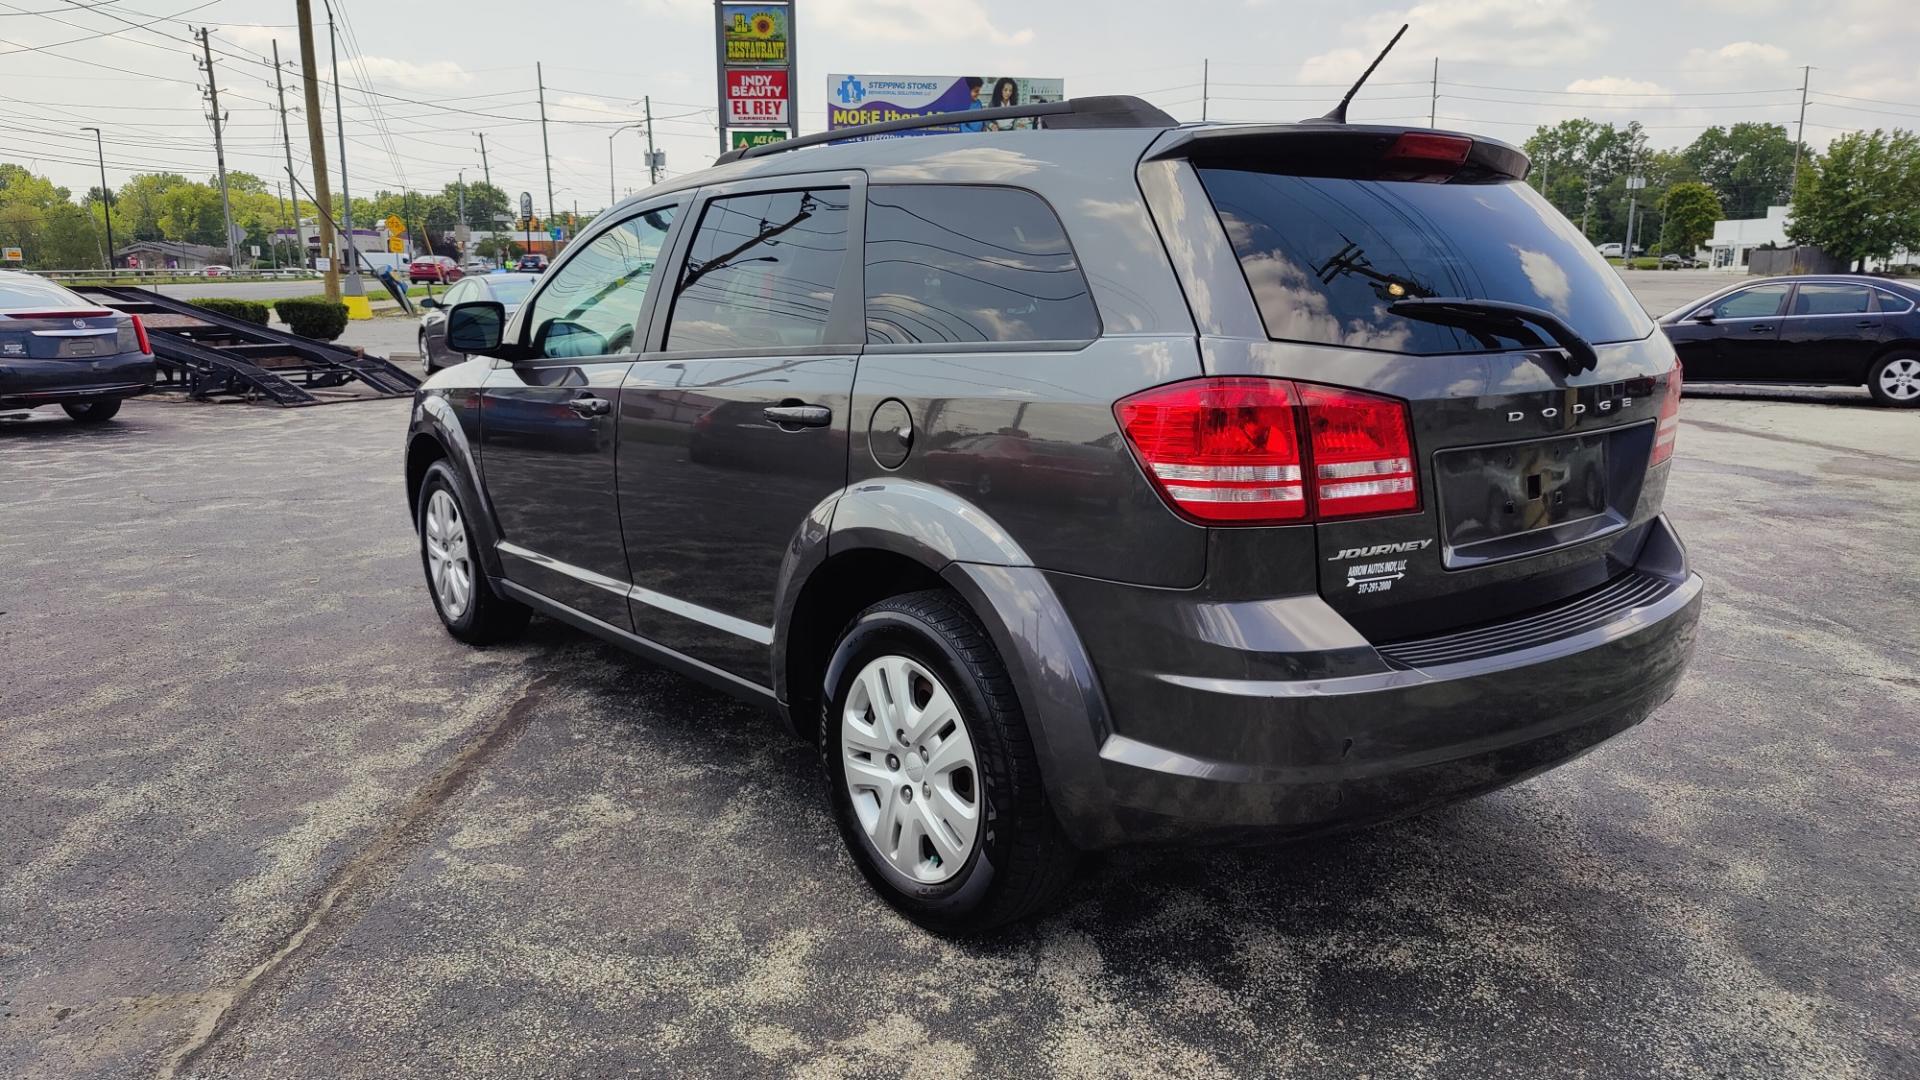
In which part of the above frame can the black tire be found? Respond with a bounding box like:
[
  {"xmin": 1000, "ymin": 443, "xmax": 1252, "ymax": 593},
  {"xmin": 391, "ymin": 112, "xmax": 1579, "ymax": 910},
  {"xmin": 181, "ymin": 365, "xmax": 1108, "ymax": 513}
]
[
  {"xmin": 416, "ymin": 460, "xmax": 530, "ymax": 644},
  {"xmin": 419, "ymin": 332, "xmax": 435, "ymax": 375},
  {"xmin": 821, "ymin": 589, "xmax": 1077, "ymax": 933},
  {"xmin": 62, "ymin": 399, "xmax": 121, "ymax": 423},
  {"xmin": 1866, "ymin": 351, "xmax": 1920, "ymax": 408}
]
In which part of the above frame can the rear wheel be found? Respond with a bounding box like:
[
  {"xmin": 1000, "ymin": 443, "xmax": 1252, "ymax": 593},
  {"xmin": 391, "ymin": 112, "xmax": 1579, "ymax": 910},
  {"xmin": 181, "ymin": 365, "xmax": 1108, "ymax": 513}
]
[
  {"xmin": 417, "ymin": 460, "xmax": 529, "ymax": 644},
  {"xmin": 419, "ymin": 331, "xmax": 435, "ymax": 374},
  {"xmin": 62, "ymin": 399, "xmax": 121, "ymax": 423},
  {"xmin": 1868, "ymin": 353, "xmax": 1920, "ymax": 407},
  {"xmin": 822, "ymin": 590, "xmax": 1077, "ymax": 933}
]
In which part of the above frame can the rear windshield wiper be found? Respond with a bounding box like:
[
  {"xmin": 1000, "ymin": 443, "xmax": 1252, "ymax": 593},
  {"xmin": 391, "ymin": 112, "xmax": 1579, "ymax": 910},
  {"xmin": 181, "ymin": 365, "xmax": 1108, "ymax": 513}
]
[{"xmin": 1388, "ymin": 297, "xmax": 1600, "ymax": 374}]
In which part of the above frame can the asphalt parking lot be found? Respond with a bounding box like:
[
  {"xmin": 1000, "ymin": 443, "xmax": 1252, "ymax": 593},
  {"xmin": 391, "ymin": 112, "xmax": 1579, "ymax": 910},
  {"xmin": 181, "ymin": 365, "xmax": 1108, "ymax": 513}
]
[{"xmin": 3, "ymin": 298, "xmax": 1916, "ymax": 1077}]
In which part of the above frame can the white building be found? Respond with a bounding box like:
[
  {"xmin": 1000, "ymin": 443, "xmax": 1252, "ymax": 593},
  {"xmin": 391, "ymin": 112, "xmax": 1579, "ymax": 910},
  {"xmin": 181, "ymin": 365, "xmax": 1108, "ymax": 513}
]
[{"xmin": 1705, "ymin": 206, "xmax": 1790, "ymax": 271}]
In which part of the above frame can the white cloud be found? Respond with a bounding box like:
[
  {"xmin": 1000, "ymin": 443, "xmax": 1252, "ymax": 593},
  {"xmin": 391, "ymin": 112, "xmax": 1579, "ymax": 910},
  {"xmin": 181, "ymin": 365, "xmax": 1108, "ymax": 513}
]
[
  {"xmin": 1300, "ymin": 0, "xmax": 1604, "ymax": 81},
  {"xmin": 1565, "ymin": 77, "xmax": 1668, "ymax": 97},
  {"xmin": 347, "ymin": 56, "xmax": 476, "ymax": 91},
  {"xmin": 808, "ymin": 0, "xmax": 1035, "ymax": 46},
  {"xmin": 1686, "ymin": 41, "xmax": 1792, "ymax": 67}
]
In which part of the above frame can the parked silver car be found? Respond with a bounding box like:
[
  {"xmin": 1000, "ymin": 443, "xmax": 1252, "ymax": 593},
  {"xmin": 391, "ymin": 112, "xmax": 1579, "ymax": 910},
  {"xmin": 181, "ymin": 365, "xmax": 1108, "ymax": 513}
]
[{"xmin": 417, "ymin": 272, "xmax": 537, "ymax": 373}]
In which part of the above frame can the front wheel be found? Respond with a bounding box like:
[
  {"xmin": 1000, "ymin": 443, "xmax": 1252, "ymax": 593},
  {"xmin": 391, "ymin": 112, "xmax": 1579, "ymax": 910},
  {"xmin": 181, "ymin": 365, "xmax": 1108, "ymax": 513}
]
[
  {"xmin": 822, "ymin": 590, "xmax": 1077, "ymax": 933},
  {"xmin": 417, "ymin": 460, "xmax": 530, "ymax": 644},
  {"xmin": 62, "ymin": 399, "xmax": 121, "ymax": 423},
  {"xmin": 1868, "ymin": 353, "xmax": 1920, "ymax": 407},
  {"xmin": 419, "ymin": 332, "xmax": 435, "ymax": 375}
]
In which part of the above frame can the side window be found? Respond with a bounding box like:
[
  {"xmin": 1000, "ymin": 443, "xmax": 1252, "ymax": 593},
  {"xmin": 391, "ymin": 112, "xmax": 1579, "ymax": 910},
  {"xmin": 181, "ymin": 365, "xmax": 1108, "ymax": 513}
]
[
  {"xmin": 1711, "ymin": 285, "xmax": 1789, "ymax": 320},
  {"xmin": 665, "ymin": 188, "xmax": 849, "ymax": 351},
  {"xmin": 1875, "ymin": 289, "xmax": 1915, "ymax": 314},
  {"xmin": 443, "ymin": 279, "xmax": 475, "ymax": 305},
  {"xmin": 863, "ymin": 185, "xmax": 1099, "ymax": 345},
  {"xmin": 1791, "ymin": 283, "xmax": 1871, "ymax": 316},
  {"xmin": 527, "ymin": 206, "xmax": 674, "ymax": 359}
]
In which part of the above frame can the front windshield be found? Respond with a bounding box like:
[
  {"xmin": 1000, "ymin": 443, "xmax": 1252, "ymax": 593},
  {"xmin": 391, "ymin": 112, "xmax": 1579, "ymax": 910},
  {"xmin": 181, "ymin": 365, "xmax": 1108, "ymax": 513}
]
[{"xmin": 488, "ymin": 278, "xmax": 534, "ymax": 306}]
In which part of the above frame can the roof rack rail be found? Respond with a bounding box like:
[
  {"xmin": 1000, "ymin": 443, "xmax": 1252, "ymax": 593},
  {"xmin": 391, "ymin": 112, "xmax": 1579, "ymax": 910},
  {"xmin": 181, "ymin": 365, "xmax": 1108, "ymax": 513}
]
[{"xmin": 713, "ymin": 95, "xmax": 1177, "ymax": 166}]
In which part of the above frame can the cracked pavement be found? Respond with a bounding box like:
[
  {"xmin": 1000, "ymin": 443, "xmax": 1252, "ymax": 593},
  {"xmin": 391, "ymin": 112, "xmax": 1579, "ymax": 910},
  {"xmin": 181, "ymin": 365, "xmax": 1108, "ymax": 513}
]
[{"xmin": 1, "ymin": 377, "xmax": 1915, "ymax": 1078}]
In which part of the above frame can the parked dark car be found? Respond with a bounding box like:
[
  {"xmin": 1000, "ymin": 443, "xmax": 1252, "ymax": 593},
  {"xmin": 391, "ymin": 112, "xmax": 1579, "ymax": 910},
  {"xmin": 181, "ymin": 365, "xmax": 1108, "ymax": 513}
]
[
  {"xmin": 417, "ymin": 272, "xmax": 537, "ymax": 373},
  {"xmin": 0, "ymin": 270, "xmax": 154, "ymax": 423},
  {"xmin": 1661, "ymin": 275, "xmax": 1920, "ymax": 406},
  {"xmin": 1661, "ymin": 253, "xmax": 1702, "ymax": 269},
  {"xmin": 406, "ymin": 255, "xmax": 462, "ymax": 284},
  {"xmin": 514, "ymin": 253, "xmax": 549, "ymax": 273},
  {"xmin": 405, "ymin": 98, "xmax": 1701, "ymax": 931}
]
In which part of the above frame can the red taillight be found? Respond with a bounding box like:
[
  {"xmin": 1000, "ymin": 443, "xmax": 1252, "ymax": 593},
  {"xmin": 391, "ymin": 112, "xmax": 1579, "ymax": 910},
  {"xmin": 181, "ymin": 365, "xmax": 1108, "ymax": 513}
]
[
  {"xmin": 1114, "ymin": 378, "xmax": 1306, "ymax": 523},
  {"xmin": 1297, "ymin": 384, "xmax": 1419, "ymax": 518},
  {"xmin": 1115, "ymin": 378, "xmax": 1418, "ymax": 525},
  {"xmin": 131, "ymin": 314, "xmax": 151, "ymax": 356},
  {"xmin": 1385, "ymin": 132, "xmax": 1471, "ymax": 166},
  {"xmin": 1651, "ymin": 359, "xmax": 1682, "ymax": 465}
]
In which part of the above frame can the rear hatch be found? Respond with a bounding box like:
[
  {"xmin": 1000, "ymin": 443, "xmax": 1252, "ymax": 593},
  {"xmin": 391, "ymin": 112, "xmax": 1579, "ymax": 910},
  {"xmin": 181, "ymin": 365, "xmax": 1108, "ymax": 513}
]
[
  {"xmin": 1156, "ymin": 126, "xmax": 1680, "ymax": 641},
  {"xmin": 0, "ymin": 308, "xmax": 136, "ymax": 360}
]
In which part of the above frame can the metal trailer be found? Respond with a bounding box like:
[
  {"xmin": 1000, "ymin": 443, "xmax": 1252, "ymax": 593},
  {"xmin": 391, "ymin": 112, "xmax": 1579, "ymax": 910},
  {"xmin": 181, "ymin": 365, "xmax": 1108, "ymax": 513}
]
[{"xmin": 69, "ymin": 285, "xmax": 419, "ymax": 406}]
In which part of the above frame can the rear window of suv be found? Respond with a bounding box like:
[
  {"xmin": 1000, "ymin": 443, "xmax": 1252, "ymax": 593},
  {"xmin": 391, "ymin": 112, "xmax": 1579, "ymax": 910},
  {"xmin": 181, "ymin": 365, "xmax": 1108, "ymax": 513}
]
[{"xmin": 1196, "ymin": 169, "xmax": 1653, "ymax": 355}]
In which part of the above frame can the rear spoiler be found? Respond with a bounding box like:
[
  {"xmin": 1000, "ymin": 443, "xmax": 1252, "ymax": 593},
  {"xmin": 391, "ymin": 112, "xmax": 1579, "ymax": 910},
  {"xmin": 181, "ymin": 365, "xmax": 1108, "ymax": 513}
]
[{"xmin": 1146, "ymin": 124, "xmax": 1530, "ymax": 183}]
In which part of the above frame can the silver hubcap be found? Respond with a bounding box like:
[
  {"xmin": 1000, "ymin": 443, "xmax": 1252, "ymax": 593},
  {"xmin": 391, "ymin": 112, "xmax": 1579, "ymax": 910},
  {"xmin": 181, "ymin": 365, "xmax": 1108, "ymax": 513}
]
[
  {"xmin": 841, "ymin": 655, "xmax": 980, "ymax": 884},
  {"xmin": 1880, "ymin": 357, "xmax": 1920, "ymax": 400},
  {"xmin": 423, "ymin": 489, "xmax": 473, "ymax": 620}
]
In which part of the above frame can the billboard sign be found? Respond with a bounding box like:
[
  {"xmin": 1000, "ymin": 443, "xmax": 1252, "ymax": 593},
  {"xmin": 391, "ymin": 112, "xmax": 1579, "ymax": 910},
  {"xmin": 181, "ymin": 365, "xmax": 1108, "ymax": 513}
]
[
  {"xmin": 730, "ymin": 129, "xmax": 789, "ymax": 150},
  {"xmin": 721, "ymin": 5, "xmax": 788, "ymax": 66},
  {"xmin": 726, "ymin": 68, "xmax": 790, "ymax": 126},
  {"xmin": 827, "ymin": 74, "xmax": 1065, "ymax": 133}
]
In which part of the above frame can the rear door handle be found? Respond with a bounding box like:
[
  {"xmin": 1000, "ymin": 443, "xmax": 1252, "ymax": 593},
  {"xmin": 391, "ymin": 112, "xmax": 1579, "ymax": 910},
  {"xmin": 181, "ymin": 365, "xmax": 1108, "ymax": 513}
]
[
  {"xmin": 763, "ymin": 404, "xmax": 831, "ymax": 428},
  {"xmin": 567, "ymin": 395, "xmax": 611, "ymax": 417}
]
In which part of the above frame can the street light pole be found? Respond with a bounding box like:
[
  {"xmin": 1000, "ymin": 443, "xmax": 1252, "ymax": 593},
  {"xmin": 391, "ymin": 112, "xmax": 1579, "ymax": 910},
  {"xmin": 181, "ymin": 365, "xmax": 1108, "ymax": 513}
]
[
  {"xmin": 80, "ymin": 126, "xmax": 115, "ymax": 268},
  {"xmin": 609, "ymin": 121, "xmax": 647, "ymax": 205}
]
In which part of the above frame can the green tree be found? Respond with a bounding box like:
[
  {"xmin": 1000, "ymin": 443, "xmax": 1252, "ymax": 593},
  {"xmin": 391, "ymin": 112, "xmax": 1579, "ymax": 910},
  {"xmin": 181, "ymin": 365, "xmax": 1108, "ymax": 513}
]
[
  {"xmin": 1682, "ymin": 123, "xmax": 1803, "ymax": 218},
  {"xmin": 1523, "ymin": 119, "xmax": 1647, "ymax": 240},
  {"xmin": 1657, "ymin": 182, "xmax": 1723, "ymax": 255},
  {"xmin": 0, "ymin": 162, "xmax": 103, "ymax": 268},
  {"xmin": 118, "ymin": 173, "xmax": 190, "ymax": 241},
  {"xmin": 156, "ymin": 183, "xmax": 225, "ymax": 245},
  {"xmin": 1787, "ymin": 128, "xmax": 1920, "ymax": 269}
]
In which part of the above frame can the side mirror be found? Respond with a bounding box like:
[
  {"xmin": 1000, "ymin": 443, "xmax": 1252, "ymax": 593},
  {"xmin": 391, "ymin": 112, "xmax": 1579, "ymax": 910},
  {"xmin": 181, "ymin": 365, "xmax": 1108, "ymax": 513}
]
[
  {"xmin": 1690, "ymin": 311, "xmax": 1714, "ymax": 324},
  {"xmin": 530, "ymin": 318, "xmax": 607, "ymax": 359},
  {"xmin": 418, "ymin": 296, "xmax": 441, "ymax": 310},
  {"xmin": 447, "ymin": 300, "xmax": 506, "ymax": 354}
]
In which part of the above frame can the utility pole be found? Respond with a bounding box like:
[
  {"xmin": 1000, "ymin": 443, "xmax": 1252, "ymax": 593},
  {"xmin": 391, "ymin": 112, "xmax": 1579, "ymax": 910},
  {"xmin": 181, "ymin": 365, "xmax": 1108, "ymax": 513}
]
[
  {"xmin": 325, "ymin": 1, "xmax": 362, "ymax": 295},
  {"xmin": 456, "ymin": 170, "xmax": 466, "ymax": 262},
  {"xmin": 1201, "ymin": 59, "xmax": 1209, "ymax": 122},
  {"xmin": 1430, "ymin": 58, "xmax": 1439, "ymax": 127},
  {"xmin": 271, "ymin": 40, "xmax": 306, "ymax": 266},
  {"xmin": 646, "ymin": 96, "xmax": 659, "ymax": 186},
  {"xmin": 1789, "ymin": 65, "xmax": 1811, "ymax": 202},
  {"xmin": 1624, "ymin": 173, "xmax": 1646, "ymax": 262},
  {"xmin": 196, "ymin": 27, "xmax": 238, "ymax": 268},
  {"xmin": 476, "ymin": 132, "xmax": 491, "ymax": 189},
  {"xmin": 274, "ymin": 179, "xmax": 290, "ymax": 268},
  {"xmin": 537, "ymin": 62, "xmax": 555, "ymax": 231},
  {"xmin": 80, "ymin": 126, "xmax": 114, "ymax": 268},
  {"xmin": 294, "ymin": 0, "xmax": 338, "ymax": 301}
]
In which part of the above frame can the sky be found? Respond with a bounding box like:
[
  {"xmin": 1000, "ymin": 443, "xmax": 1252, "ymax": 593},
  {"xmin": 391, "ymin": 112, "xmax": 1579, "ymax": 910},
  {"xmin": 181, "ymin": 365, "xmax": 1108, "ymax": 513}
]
[{"xmin": 4, "ymin": 0, "xmax": 1918, "ymax": 217}]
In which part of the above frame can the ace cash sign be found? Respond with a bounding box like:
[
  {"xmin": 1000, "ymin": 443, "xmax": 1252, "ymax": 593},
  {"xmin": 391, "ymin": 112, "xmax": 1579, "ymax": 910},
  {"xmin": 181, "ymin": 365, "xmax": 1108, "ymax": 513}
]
[{"xmin": 726, "ymin": 69, "xmax": 789, "ymax": 126}]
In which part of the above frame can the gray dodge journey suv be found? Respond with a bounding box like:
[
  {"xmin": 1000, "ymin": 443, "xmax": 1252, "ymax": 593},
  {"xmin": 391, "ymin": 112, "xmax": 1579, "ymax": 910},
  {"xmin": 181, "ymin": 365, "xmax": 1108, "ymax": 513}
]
[{"xmin": 405, "ymin": 96, "xmax": 1702, "ymax": 931}]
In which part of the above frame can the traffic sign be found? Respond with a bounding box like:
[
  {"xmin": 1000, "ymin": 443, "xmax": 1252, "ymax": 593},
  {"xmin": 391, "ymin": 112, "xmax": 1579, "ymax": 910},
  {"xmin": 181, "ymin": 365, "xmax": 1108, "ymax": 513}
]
[
  {"xmin": 387, "ymin": 237, "xmax": 405, "ymax": 253},
  {"xmin": 550, "ymin": 227, "xmax": 562, "ymax": 240},
  {"xmin": 1, "ymin": 246, "xmax": 21, "ymax": 262},
  {"xmin": 385, "ymin": 214, "xmax": 404, "ymax": 234}
]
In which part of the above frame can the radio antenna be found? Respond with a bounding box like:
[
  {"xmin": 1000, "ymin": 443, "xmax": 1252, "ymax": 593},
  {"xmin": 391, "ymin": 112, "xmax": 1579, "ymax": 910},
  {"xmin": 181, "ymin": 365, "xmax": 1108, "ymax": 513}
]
[{"xmin": 1311, "ymin": 23, "xmax": 1410, "ymax": 124}]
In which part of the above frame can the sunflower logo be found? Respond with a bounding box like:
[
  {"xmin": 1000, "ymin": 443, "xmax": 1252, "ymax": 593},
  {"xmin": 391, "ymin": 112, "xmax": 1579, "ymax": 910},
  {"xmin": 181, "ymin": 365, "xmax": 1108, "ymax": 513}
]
[{"xmin": 749, "ymin": 11, "xmax": 777, "ymax": 37}]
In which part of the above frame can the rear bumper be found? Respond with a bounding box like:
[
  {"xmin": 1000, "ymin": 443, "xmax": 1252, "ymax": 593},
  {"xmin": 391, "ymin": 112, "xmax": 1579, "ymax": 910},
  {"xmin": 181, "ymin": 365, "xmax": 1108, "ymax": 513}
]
[
  {"xmin": 0, "ymin": 356, "xmax": 154, "ymax": 410},
  {"xmin": 972, "ymin": 514, "xmax": 1702, "ymax": 849}
]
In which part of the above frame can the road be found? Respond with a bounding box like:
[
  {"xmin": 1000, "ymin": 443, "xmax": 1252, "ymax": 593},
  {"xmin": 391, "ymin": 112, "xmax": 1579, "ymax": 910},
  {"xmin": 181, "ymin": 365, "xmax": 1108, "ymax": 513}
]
[{"xmin": 3, "ymin": 396, "xmax": 1916, "ymax": 1077}]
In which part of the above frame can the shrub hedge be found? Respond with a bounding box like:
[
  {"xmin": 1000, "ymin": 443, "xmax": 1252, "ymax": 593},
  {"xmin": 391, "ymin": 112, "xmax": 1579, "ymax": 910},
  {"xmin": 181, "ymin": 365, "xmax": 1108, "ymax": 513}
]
[
  {"xmin": 274, "ymin": 296, "xmax": 348, "ymax": 341},
  {"xmin": 191, "ymin": 297, "xmax": 271, "ymax": 325}
]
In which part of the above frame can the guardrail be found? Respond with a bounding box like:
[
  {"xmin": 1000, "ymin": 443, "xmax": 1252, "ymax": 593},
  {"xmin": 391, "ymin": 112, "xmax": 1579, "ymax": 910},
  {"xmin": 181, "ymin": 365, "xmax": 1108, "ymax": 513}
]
[{"xmin": 20, "ymin": 267, "xmax": 323, "ymax": 284}]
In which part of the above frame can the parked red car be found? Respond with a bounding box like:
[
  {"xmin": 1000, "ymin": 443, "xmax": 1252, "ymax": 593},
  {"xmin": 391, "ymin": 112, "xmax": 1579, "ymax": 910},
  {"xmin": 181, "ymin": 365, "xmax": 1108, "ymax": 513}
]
[{"xmin": 406, "ymin": 256, "xmax": 463, "ymax": 284}]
